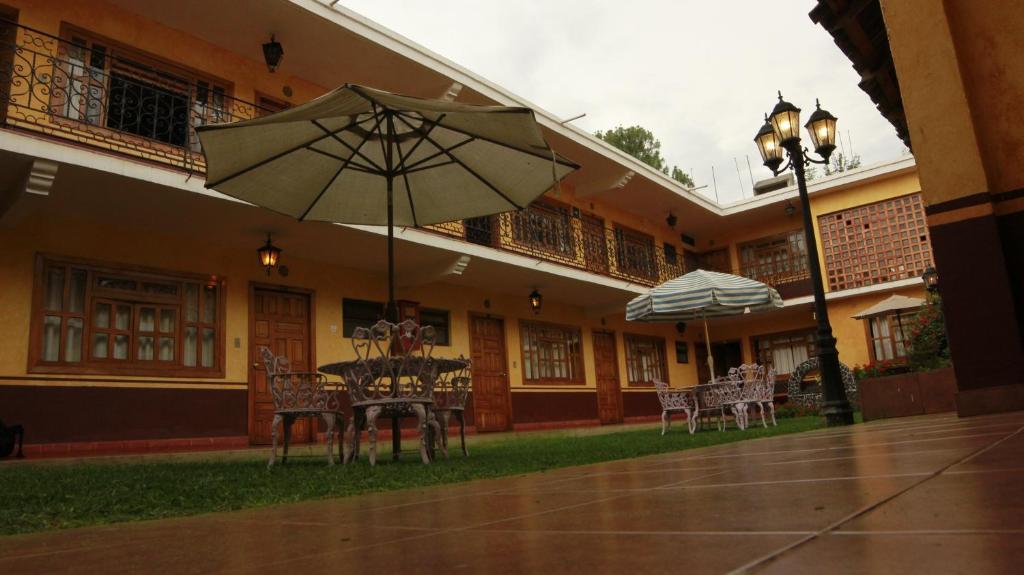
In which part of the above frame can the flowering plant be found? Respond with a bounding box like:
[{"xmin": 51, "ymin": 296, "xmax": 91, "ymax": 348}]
[
  {"xmin": 905, "ymin": 293, "xmax": 952, "ymax": 371},
  {"xmin": 774, "ymin": 402, "xmax": 821, "ymax": 419},
  {"xmin": 852, "ymin": 359, "xmax": 912, "ymax": 381}
]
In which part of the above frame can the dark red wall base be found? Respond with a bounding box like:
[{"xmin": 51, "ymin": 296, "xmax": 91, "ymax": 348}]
[
  {"xmin": 956, "ymin": 382, "xmax": 1024, "ymax": 418},
  {"xmin": 858, "ymin": 368, "xmax": 958, "ymax": 421},
  {"xmin": 928, "ymin": 212, "xmax": 1024, "ymax": 399},
  {"xmin": 0, "ymin": 385, "xmax": 247, "ymax": 443},
  {"xmin": 623, "ymin": 390, "xmax": 661, "ymax": 419},
  {"xmin": 510, "ymin": 391, "xmax": 598, "ymax": 424}
]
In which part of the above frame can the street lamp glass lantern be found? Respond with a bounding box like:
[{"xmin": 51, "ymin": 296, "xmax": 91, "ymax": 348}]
[
  {"xmin": 805, "ymin": 99, "xmax": 838, "ymax": 161},
  {"xmin": 754, "ymin": 117, "xmax": 784, "ymax": 173},
  {"xmin": 922, "ymin": 266, "xmax": 939, "ymax": 292},
  {"xmin": 769, "ymin": 92, "xmax": 802, "ymax": 145}
]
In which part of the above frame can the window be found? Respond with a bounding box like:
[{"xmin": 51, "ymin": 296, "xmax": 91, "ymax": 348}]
[
  {"xmin": 753, "ymin": 330, "xmax": 816, "ymax": 377},
  {"xmin": 510, "ymin": 200, "xmax": 574, "ymax": 258},
  {"xmin": 419, "ymin": 308, "xmax": 450, "ymax": 346},
  {"xmin": 819, "ymin": 193, "xmax": 933, "ymax": 291},
  {"xmin": 624, "ymin": 334, "xmax": 667, "ymax": 386},
  {"xmin": 55, "ymin": 28, "xmax": 230, "ymax": 151},
  {"xmin": 342, "ymin": 298, "xmax": 384, "ymax": 337},
  {"xmin": 31, "ymin": 256, "xmax": 223, "ymax": 375},
  {"xmin": 740, "ymin": 230, "xmax": 808, "ymax": 284},
  {"xmin": 695, "ymin": 248, "xmax": 730, "ymax": 273},
  {"xmin": 520, "ymin": 321, "xmax": 583, "ymax": 384},
  {"xmin": 867, "ymin": 313, "xmax": 914, "ymax": 362},
  {"xmin": 663, "ymin": 243, "xmax": 678, "ymax": 266},
  {"xmin": 615, "ymin": 226, "xmax": 657, "ymax": 281}
]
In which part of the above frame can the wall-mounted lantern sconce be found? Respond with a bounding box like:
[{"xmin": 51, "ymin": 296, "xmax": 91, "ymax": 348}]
[
  {"xmin": 666, "ymin": 212, "xmax": 678, "ymax": 229},
  {"xmin": 528, "ymin": 288, "xmax": 543, "ymax": 315},
  {"xmin": 675, "ymin": 321, "xmax": 687, "ymax": 334},
  {"xmin": 257, "ymin": 233, "xmax": 282, "ymax": 275},
  {"xmin": 262, "ymin": 35, "xmax": 284, "ymax": 72},
  {"xmin": 784, "ymin": 201, "xmax": 796, "ymax": 217}
]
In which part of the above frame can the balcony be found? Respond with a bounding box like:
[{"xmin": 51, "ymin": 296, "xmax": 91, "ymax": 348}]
[
  {"xmin": 0, "ymin": 21, "xmax": 267, "ymax": 174},
  {"xmin": 428, "ymin": 203, "xmax": 684, "ymax": 288}
]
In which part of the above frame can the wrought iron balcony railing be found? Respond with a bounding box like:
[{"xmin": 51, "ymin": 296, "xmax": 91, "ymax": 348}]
[
  {"xmin": 429, "ymin": 203, "xmax": 685, "ymax": 287},
  {"xmin": 0, "ymin": 20, "xmax": 268, "ymax": 173}
]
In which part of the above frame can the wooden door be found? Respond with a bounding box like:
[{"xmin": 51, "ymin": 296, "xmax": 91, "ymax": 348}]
[
  {"xmin": 696, "ymin": 340, "xmax": 743, "ymax": 384},
  {"xmin": 250, "ymin": 288, "xmax": 313, "ymax": 445},
  {"xmin": 469, "ymin": 314, "xmax": 511, "ymax": 432},
  {"xmin": 593, "ymin": 331, "xmax": 623, "ymax": 424}
]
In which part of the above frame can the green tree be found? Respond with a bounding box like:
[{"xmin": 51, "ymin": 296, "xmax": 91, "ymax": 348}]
[
  {"xmin": 595, "ymin": 125, "xmax": 694, "ymax": 187},
  {"xmin": 824, "ymin": 152, "xmax": 862, "ymax": 175}
]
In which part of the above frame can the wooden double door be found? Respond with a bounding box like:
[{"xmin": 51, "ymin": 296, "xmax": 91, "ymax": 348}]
[
  {"xmin": 593, "ymin": 331, "xmax": 623, "ymax": 424},
  {"xmin": 249, "ymin": 287, "xmax": 314, "ymax": 445}
]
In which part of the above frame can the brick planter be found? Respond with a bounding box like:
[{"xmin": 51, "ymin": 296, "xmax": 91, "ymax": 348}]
[{"xmin": 858, "ymin": 367, "xmax": 957, "ymax": 421}]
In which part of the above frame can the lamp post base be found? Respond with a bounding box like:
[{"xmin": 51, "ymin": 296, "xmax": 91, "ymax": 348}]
[{"xmin": 822, "ymin": 401, "xmax": 856, "ymax": 426}]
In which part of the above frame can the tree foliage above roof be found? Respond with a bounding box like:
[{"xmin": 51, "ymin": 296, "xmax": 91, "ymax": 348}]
[{"xmin": 595, "ymin": 125, "xmax": 694, "ymax": 187}]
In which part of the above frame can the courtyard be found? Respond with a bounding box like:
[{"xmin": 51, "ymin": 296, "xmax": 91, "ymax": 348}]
[{"xmin": 2, "ymin": 411, "xmax": 1022, "ymax": 574}]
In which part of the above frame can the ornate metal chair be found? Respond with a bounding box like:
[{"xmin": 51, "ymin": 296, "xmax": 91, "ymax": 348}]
[
  {"xmin": 340, "ymin": 319, "xmax": 441, "ymax": 466},
  {"xmin": 261, "ymin": 347, "xmax": 344, "ymax": 468},
  {"xmin": 654, "ymin": 380, "xmax": 699, "ymax": 435},
  {"xmin": 727, "ymin": 363, "xmax": 777, "ymax": 429},
  {"xmin": 430, "ymin": 359, "xmax": 472, "ymax": 457},
  {"xmin": 696, "ymin": 377, "xmax": 744, "ymax": 431}
]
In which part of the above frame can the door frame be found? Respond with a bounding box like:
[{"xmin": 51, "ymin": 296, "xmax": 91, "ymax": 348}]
[
  {"xmin": 467, "ymin": 312, "xmax": 513, "ymax": 431},
  {"xmin": 247, "ymin": 282, "xmax": 317, "ymax": 443},
  {"xmin": 592, "ymin": 329, "xmax": 623, "ymax": 424}
]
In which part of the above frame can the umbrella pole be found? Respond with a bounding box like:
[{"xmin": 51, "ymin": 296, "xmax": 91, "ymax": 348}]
[
  {"xmin": 386, "ymin": 176, "xmax": 396, "ymax": 322},
  {"xmin": 703, "ymin": 311, "xmax": 715, "ymax": 382},
  {"xmin": 383, "ymin": 111, "xmax": 402, "ymax": 461}
]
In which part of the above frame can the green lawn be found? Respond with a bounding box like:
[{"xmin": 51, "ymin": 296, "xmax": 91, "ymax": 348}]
[{"xmin": 0, "ymin": 417, "xmax": 828, "ymax": 536}]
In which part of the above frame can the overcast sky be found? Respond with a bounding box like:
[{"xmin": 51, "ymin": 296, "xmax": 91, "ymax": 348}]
[{"xmin": 337, "ymin": 0, "xmax": 909, "ymax": 203}]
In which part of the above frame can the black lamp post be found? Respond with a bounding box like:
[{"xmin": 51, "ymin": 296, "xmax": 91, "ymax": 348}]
[{"xmin": 754, "ymin": 92, "xmax": 853, "ymax": 427}]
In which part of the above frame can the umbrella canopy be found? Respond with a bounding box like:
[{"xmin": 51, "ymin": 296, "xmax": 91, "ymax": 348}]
[
  {"xmin": 851, "ymin": 294, "xmax": 925, "ymax": 319},
  {"xmin": 626, "ymin": 269, "xmax": 783, "ymax": 322},
  {"xmin": 197, "ymin": 84, "xmax": 578, "ymax": 316},
  {"xmin": 197, "ymin": 84, "xmax": 577, "ymax": 226},
  {"xmin": 626, "ymin": 269, "xmax": 783, "ymax": 381}
]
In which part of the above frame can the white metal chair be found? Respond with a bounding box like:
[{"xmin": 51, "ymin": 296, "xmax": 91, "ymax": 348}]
[
  {"xmin": 261, "ymin": 347, "xmax": 344, "ymax": 468},
  {"xmin": 654, "ymin": 380, "xmax": 699, "ymax": 435},
  {"xmin": 338, "ymin": 319, "xmax": 441, "ymax": 466},
  {"xmin": 727, "ymin": 363, "xmax": 776, "ymax": 429},
  {"xmin": 697, "ymin": 377, "xmax": 743, "ymax": 431}
]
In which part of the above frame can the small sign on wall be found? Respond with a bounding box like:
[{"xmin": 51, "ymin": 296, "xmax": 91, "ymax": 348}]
[{"xmin": 675, "ymin": 341, "xmax": 689, "ymax": 364}]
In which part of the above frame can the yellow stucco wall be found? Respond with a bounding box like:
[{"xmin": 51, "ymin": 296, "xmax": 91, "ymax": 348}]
[
  {"xmin": 0, "ymin": 208, "xmax": 696, "ymax": 395},
  {"xmin": 880, "ymin": 0, "xmax": 1024, "ymax": 202}
]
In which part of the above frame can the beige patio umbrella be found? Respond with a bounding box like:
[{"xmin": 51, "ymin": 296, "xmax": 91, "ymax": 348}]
[
  {"xmin": 852, "ymin": 294, "xmax": 925, "ymax": 349},
  {"xmin": 197, "ymin": 83, "xmax": 578, "ymax": 316},
  {"xmin": 851, "ymin": 294, "xmax": 925, "ymax": 319}
]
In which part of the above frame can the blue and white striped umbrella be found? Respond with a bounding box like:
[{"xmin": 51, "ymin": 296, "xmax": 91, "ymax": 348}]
[
  {"xmin": 626, "ymin": 269, "xmax": 783, "ymax": 322},
  {"xmin": 626, "ymin": 270, "xmax": 783, "ymax": 380}
]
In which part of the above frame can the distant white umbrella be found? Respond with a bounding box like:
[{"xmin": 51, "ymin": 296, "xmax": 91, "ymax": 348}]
[
  {"xmin": 627, "ymin": 269, "xmax": 783, "ymax": 379},
  {"xmin": 197, "ymin": 83, "xmax": 577, "ymax": 316}
]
